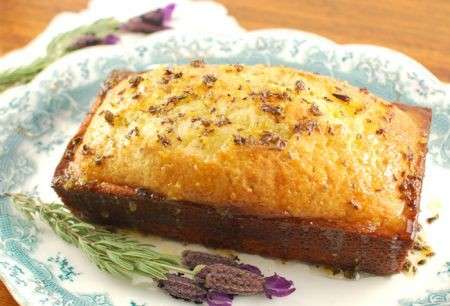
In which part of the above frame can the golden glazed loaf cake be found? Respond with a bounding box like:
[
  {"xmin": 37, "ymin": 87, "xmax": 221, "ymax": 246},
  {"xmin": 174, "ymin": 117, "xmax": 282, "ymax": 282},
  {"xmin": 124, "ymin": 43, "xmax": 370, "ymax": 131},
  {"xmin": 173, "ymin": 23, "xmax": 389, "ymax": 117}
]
[{"xmin": 53, "ymin": 63, "xmax": 431, "ymax": 275}]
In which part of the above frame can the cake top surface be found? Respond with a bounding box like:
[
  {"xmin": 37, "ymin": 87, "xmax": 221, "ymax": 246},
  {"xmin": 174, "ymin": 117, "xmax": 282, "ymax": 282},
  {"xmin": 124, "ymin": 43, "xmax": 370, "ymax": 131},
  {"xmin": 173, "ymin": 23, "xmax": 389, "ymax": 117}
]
[{"xmin": 63, "ymin": 63, "xmax": 430, "ymax": 235}]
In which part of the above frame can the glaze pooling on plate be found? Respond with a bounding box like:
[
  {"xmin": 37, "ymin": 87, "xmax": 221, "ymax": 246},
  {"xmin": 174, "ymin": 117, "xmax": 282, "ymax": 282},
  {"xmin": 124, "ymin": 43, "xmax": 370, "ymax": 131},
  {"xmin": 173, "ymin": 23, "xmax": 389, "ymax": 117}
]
[{"xmin": 0, "ymin": 29, "xmax": 449, "ymax": 306}]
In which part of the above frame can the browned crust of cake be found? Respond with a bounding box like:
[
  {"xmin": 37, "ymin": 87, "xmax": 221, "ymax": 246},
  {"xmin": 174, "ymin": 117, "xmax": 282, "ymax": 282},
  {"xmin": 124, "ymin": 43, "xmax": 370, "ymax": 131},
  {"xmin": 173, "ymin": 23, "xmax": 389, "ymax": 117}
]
[
  {"xmin": 394, "ymin": 103, "xmax": 431, "ymax": 236},
  {"xmin": 52, "ymin": 70, "xmax": 432, "ymax": 275},
  {"xmin": 53, "ymin": 184, "xmax": 413, "ymax": 275}
]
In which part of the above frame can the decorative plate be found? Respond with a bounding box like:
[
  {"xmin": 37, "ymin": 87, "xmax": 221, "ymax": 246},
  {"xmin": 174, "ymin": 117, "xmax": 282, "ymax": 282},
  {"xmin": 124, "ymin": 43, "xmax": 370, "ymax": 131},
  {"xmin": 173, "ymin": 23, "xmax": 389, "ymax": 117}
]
[{"xmin": 0, "ymin": 29, "xmax": 449, "ymax": 306}]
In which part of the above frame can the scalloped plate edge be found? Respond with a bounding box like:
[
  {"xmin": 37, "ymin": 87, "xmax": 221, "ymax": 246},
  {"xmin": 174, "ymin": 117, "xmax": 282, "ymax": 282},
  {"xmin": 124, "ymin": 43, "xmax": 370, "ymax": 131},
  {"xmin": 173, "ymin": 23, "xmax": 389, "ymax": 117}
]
[{"xmin": 0, "ymin": 28, "xmax": 449, "ymax": 306}]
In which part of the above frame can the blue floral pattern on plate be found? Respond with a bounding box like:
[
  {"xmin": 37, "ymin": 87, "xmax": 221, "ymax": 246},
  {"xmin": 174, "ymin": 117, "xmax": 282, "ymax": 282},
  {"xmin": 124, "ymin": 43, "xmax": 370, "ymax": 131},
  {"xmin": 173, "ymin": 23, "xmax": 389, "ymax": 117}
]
[
  {"xmin": 0, "ymin": 29, "xmax": 449, "ymax": 305},
  {"xmin": 399, "ymin": 289, "xmax": 450, "ymax": 306},
  {"xmin": 47, "ymin": 253, "xmax": 80, "ymax": 282}
]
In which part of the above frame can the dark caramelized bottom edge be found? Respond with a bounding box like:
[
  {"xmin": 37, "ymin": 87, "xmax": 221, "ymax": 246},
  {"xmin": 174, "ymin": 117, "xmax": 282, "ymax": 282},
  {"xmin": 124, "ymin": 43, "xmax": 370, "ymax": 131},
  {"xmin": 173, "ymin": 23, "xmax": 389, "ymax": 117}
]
[{"xmin": 53, "ymin": 185, "xmax": 412, "ymax": 275}]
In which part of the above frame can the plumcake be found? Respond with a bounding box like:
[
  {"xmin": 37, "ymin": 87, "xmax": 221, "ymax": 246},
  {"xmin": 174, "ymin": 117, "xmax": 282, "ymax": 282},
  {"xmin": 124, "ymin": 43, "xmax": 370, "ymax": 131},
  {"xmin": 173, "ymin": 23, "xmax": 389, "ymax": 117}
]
[{"xmin": 52, "ymin": 63, "xmax": 431, "ymax": 275}]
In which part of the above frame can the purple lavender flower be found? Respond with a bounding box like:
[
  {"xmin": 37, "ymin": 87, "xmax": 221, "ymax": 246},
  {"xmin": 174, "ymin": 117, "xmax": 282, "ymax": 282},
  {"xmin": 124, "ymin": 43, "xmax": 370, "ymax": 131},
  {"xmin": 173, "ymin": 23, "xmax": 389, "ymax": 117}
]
[
  {"xmin": 201, "ymin": 264, "xmax": 265, "ymax": 295},
  {"xmin": 182, "ymin": 250, "xmax": 238, "ymax": 270},
  {"xmin": 141, "ymin": 3, "xmax": 175, "ymax": 24},
  {"xmin": 120, "ymin": 3, "xmax": 176, "ymax": 33},
  {"xmin": 69, "ymin": 34, "xmax": 102, "ymax": 50},
  {"xmin": 69, "ymin": 33, "xmax": 119, "ymax": 50},
  {"xmin": 264, "ymin": 273, "xmax": 296, "ymax": 298},
  {"xmin": 103, "ymin": 34, "xmax": 120, "ymax": 45},
  {"xmin": 162, "ymin": 3, "xmax": 176, "ymax": 23},
  {"xmin": 206, "ymin": 291, "xmax": 233, "ymax": 306},
  {"xmin": 158, "ymin": 273, "xmax": 207, "ymax": 303},
  {"xmin": 238, "ymin": 264, "xmax": 263, "ymax": 276}
]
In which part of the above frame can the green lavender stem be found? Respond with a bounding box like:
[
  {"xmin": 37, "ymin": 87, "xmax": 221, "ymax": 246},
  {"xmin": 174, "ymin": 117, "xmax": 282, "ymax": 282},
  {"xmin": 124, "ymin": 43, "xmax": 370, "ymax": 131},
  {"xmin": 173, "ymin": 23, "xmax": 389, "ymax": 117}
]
[
  {"xmin": 0, "ymin": 18, "xmax": 120, "ymax": 92},
  {"xmin": 0, "ymin": 57, "xmax": 50, "ymax": 92},
  {"xmin": 5, "ymin": 193, "xmax": 192, "ymax": 280}
]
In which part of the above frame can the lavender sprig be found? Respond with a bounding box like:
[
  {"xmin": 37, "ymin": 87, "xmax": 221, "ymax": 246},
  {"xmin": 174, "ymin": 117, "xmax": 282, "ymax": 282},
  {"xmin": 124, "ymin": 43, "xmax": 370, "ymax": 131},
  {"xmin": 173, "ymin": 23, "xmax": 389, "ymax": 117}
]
[
  {"xmin": 120, "ymin": 3, "xmax": 175, "ymax": 33},
  {"xmin": 0, "ymin": 4, "xmax": 176, "ymax": 93},
  {"xmin": 0, "ymin": 18, "xmax": 120, "ymax": 92},
  {"xmin": 68, "ymin": 33, "xmax": 120, "ymax": 50},
  {"xmin": 180, "ymin": 251, "xmax": 296, "ymax": 304},
  {"xmin": 6, "ymin": 193, "xmax": 296, "ymax": 305},
  {"xmin": 6, "ymin": 193, "xmax": 190, "ymax": 280}
]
